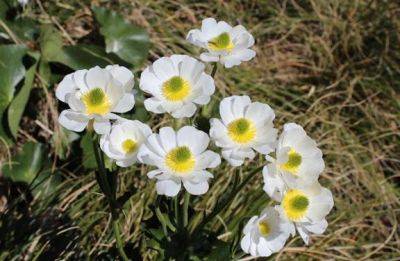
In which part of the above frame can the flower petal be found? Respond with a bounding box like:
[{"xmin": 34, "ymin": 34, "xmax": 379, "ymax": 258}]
[
  {"xmin": 58, "ymin": 110, "xmax": 89, "ymax": 132},
  {"xmin": 182, "ymin": 180, "xmax": 209, "ymax": 195},
  {"xmin": 156, "ymin": 178, "xmax": 181, "ymax": 197}
]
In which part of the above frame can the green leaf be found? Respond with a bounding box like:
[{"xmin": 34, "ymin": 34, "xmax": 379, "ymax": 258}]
[
  {"xmin": 53, "ymin": 44, "xmax": 128, "ymax": 70},
  {"xmin": 0, "ymin": 44, "xmax": 27, "ymax": 143},
  {"xmin": 39, "ymin": 24, "xmax": 63, "ymax": 62},
  {"xmin": 2, "ymin": 142, "xmax": 46, "ymax": 184},
  {"xmin": 7, "ymin": 58, "xmax": 38, "ymax": 138},
  {"xmin": 92, "ymin": 6, "xmax": 150, "ymax": 66},
  {"xmin": 80, "ymin": 132, "xmax": 97, "ymax": 169}
]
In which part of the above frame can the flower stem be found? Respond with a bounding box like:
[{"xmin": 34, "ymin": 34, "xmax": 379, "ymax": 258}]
[
  {"xmin": 183, "ymin": 192, "xmax": 190, "ymax": 227},
  {"xmin": 90, "ymin": 131, "xmax": 129, "ymax": 261},
  {"xmin": 190, "ymin": 166, "xmax": 263, "ymax": 236},
  {"xmin": 211, "ymin": 62, "xmax": 218, "ymax": 78}
]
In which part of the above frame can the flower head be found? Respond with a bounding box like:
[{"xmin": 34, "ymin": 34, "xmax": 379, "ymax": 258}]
[
  {"xmin": 139, "ymin": 55, "xmax": 215, "ymax": 118},
  {"xmin": 241, "ymin": 207, "xmax": 292, "ymax": 257},
  {"xmin": 137, "ymin": 126, "xmax": 221, "ymax": 196},
  {"xmin": 56, "ymin": 65, "xmax": 135, "ymax": 134},
  {"xmin": 210, "ymin": 95, "xmax": 277, "ymax": 166},
  {"xmin": 100, "ymin": 120, "xmax": 152, "ymax": 167},
  {"xmin": 187, "ymin": 18, "xmax": 256, "ymax": 68},
  {"xmin": 263, "ymin": 123, "xmax": 325, "ymax": 199},
  {"xmin": 275, "ymin": 182, "xmax": 334, "ymax": 245}
]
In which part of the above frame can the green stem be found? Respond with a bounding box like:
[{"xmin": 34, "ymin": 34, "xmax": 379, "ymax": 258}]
[
  {"xmin": 174, "ymin": 196, "xmax": 180, "ymax": 228},
  {"xmin": 190, "ymin": 166, "xmax": 263, "ymax": 236},
  {"xmin": 211, "ymin": 62, "xmax": 218, "ymax": 78},
  {"xmin": 90, "ymin": 131, "xmax": 129, "ymax": 260},
  {"xmin": 183, "ymin": 192, "xmax": 190, "ymax": 227}
]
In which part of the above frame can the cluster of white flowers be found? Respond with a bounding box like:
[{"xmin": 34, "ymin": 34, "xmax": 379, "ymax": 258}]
[
  {"xmin": 55, "ymin": 18, "xmax": 333, "ymax": 258},
  {"xmin": 241, "ymin": 123, "xmax": 334, "ymax": 257}
]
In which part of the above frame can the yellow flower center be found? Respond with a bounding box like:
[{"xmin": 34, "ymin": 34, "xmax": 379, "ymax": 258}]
[
  {"xmin": 280, "ymin": 148, "xmax": 302, "ymax": 174},
  {"xmin": 162, "ymin": 76, "xmax": 191, "ymax": 102},
  {"xmin": 208, "ymin": 32, "xmax": 234, "ymax": 52},
  {"xmin": 258, "ymin": 221, "xmax": 271, "ymax": 236},
  {"xmin": 122, "ymin": 139, "xmax": 137, "ymax": 154},
  {"xmin": 82, "ymin": 88, "xmax": 111, "ymax": 115},
  {"xmin": 227, "ymin": 118, "xmax": 256, "ymax": 144},
  {"xmin": 165, "ymin": 146, "xmax": 195, "ymax": 173},
  {"xmin": 282, "ymin": 189, "xmax": 309, "ymax": 221}
]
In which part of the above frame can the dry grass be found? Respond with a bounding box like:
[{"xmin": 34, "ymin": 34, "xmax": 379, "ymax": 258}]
[{"xmin": 1, "ymin": 0, "xmax": 399, "ymax": 260}]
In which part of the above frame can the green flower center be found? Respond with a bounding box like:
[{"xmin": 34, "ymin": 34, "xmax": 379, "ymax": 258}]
[
  {"xmin": 280, "ymin": 148, "xmax": 302, "ymax": 174},
  {"xmin": 165, "ymin": 146, "xmax": 195, "ymax": 173},
  {"xmin": 208, "ymin": 32, "xmax": 234, "ymax": 51},
  {"xmin": 162, "ymin": 76, "xmax": 191, "ymax": 101},
  {"xmin": 82, "ymin": 87, "xmax": 110, "ymax": 115}
]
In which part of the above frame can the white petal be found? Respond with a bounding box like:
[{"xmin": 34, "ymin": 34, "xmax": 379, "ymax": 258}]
[
  {"xmin": 221, "ymin": 148, "xmax": 255, "ymax": 167},
  {"xmin": 56, "ymin": 74, "xmax": 75, "ymax": 102},
  {"xmin": 180, "ymin": 55, "xmax": 204, "ymax": 83},
  {"xmin": 262, "ymin": 164, "xmax": 285, "ymax": 202},
  {"xmin": 221, "ymin": 49, "xmax": 256, "ymax": 68},
  {"xmin": 186, "ymin": 29, "xmax": 204, "ymax": 47},
  {"xmin": 93, "ymin": 119, "xmax": 111, "ymax": 135},
  {"xmin": 240, "ymin": 234, "xmax": 252, "ymax": 253},
  {"xmin": 58, "ymin": 110, "xmax": 89, "ymax": 132},
  {"xmin": 177, "ymin": 126, "xmax": 209, "ymax": 155},
  {"xmin": 159, "ymin": 127, "xmax": 177, "ymax": 152},
  {"xmin": 195, "ymin": 151, "xmax": 221, "ymax": 169},
  {"xmin": 147, "ymin": 169, "xmax": 163, "ymax": 179},
  {"xmin": 257, "ymin": 238, "xmax": 273, "ymax": 257},
  {"xmin": 116, "ymin": 156, "xmax": 136, "ymax": 167},
  {"xmin": 308, "ymin": 188, "xmax": 334, "ymax": 222},
  {"xmin": 182, "ymin": 180, "xmax": 209, "ymax": 195},
  {"xmin": 152, "ymin": 57, "xmax": 177, "ymax": 81},
  {"xmin": 201, "ymin": 18, "xmax": 218, "ymax": 33},
  {"xmin": 112, "ymin": 92, "xmax": 135, "ymax": 113},
  {"xmin": 106, "ymin": 65, "xmax": 134, "ymax": 91},
  {"xmin": 156, "ymin": 179, "xmax": 181, "ymax": 197},
  {"xmin": 140, "ymin": 67, "xmax": 162, "ymax": 95},
  {"xmin": 219, "ymin": 97, "xmax": 236, "ymax": 125},
  {"xmin": 304, "ymin": 219, "xmax": 328, "ymax": 237},
  {"xmin": 85, "ymin": 66, "xmax": 110, "ymax": 89},
  {"xmin": 144, "ymin": 97, "xmax": 165, "ymax": 114},
  {"xmin": 245, "ymin": 102, "xmax": 275, "ymax": 124},
  {"xmin": 200, "ymin": 52, "xmax": 220, "ymax": 62},
  {"xmin": 171, "ymin": 102, "xmax": 197, "ymax": 118}
]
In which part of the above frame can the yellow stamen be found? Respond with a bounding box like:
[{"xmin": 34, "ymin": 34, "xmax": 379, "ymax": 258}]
[
  {"xmin": 282, "ymin": 189, "xmax": 309, "ymax": 221},
  {"xmin": 122, "ymin": 139, "xmax": 137, "ymax": 154},
  {"xmin": 162, "ymin": 76, "xmax": 191, "ymax": 102},
  {"xmin": 258, "ymin": 221, "xmax": 271, "ymax": 236},
  {"xmin": 280, "ymin": 148, "xmax": 302, "ymax": 174},
  {"xmin": 227, "ymin": 118, "xmax": 256, "ymax": 144},
  {"xmin": 165, "ymin": 146, "xmax": 195, "ymax": 173},
  {"xmin": 82, "ymin": 88, "xmax": 111, "ymax": 115},
  {"xmin": 208, "ymin": 32, "xmax": 234, "ymax": 52}
]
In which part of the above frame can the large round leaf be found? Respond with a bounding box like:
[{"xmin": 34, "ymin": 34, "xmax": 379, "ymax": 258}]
[
  {"xmin": 2, "ymin": 142, "xmax": 46, "ymax": 184},
  {"xmin": 92, "ymin": 6, "xmax": 150, "ymax": 66},
  {"xmin": 0, "ymin": 44, "xmax": 27, "ymax": 143}
]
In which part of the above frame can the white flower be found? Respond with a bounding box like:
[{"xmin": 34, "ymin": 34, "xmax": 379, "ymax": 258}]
[
  {"xmin": 100, "ymin": 120, "xmax": 152, "ymax": 167},
  {"xmin": 56, "ymin": 65, "xmax": 135, "ymax": 135},
  {"xmin": 139, "ymin": 55, "xmax": 215, "ymax": 118},
  {"xmin": 137, "ymin": 126, "xmax": 221, "ymax": 196},
  {"xmin": 187, "ymin": 18, "xmax": 256, "ymax": 68},
  {"xmin": 275, "ymin": 182, "xmax": 334, "ymax": 245},
  {"xmin": 209, "ymin": 95, "xmax": 277, "ymax": 166},
  {"xmin": 18, "ymin": 0, "xmax": 29, "ymax": 6},
  {"xmin": 240, "ymin": 207, "xmax": 292, "ymax": 257},
  {"xmin": 263, "ymin": 123, "xmax": 325, "ymax": 199}
]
